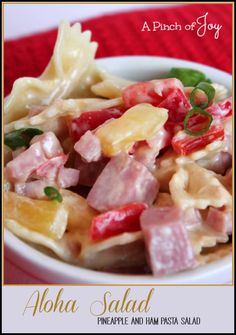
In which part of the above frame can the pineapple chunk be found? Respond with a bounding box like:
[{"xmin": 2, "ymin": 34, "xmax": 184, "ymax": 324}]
[
  {"xmin": 4, "ymin": 191, "xmax": 68, "ymax": 239},
  {"xmin": 95, "ymin": 103, "xmax": 168, "ymax": 156}
]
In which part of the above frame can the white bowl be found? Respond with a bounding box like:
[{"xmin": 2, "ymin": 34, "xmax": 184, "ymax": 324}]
[{"xmin": 4, "ymin": 56, "xmax": 232, "ymax": 284}]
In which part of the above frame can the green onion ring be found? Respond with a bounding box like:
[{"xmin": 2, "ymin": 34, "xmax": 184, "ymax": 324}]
[
  {"xmin": 190, "ymin": 82, "xmax": 215, "ymax": 108},
  {"xmin": 44, "ymin": 187, "xmax": 63, "ymax": 203},
  {"xmin": 4, "ymin": 128, "xmax": 43, "ymax": 150},
  {"xmin": 184, "ymin": 107, "xmax": 213, "ymax": 136}
]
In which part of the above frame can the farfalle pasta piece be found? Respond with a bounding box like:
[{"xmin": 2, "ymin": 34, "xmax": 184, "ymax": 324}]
[
  {"xmin": 197, "ymin": 243, "xmax": 232, "ymax": 265},
  {"xmin": 91, "ymin": 69, "xmax": 135, "ymax": 98},
  {"xmin": 4, "ymin": 97, "xmax": 122, "ymax": 135},
  {"xmin": 154, "ymin": 151, "xmax": 180, "ymax": 192},
  {"xmin": 5, "ymin": 190, "xmax": 146, "ymax": 270},
  {"xmin": 61, "ymin": 189, "xmax": 97, "ymax": 231},
  {"xmin": 5, "ymin": 219, "xmax": 76, "ymax": 262},
  {"xmin": 211, "ymin": 83, "xmax": 228, "ymax": 102},
  {"xmin": 169, "ymin": 163, "xmax": 232, "ymax": 209},
  {"xmin": 60, "ymin": 193, "xmax": 145, "ymax": 270},
  {"xmin": 4, "ymin": 21, "xmax": 99, "ymax": 124},
  {"xmin": 5, "ymin": 189, "xmax": 146, "ymax": 271},
  {"xmin": 188, "ymin": 224, "xmax": 229, "ymax": 256}
]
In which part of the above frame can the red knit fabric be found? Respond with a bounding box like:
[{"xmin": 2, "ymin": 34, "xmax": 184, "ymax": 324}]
[{"xmin": 4, "ymin": 4, "xmax": 232, "ymax": 96}]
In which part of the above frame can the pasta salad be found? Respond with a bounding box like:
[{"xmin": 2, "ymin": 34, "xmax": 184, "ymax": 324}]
[{"xmin": 4, "ymin": 22, "xmax": 232, "ymax": 277}]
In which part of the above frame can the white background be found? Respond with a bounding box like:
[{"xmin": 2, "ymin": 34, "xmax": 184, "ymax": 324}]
[{"xmin": 4, "ymin": 3, "xmax": 178, "ymax": 40}]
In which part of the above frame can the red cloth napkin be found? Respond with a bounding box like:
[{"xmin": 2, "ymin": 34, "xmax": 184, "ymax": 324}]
[
  {"xmin": 4, "ymin": 3, "xmax": 232, "ymax": 284},
  {"xmin": 4, "ymin": 4, "xmax": 232, "ymax": 97}
]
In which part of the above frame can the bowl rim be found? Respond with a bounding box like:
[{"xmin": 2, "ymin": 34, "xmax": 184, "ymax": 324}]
[{"xmin": 4, "ymin": 55, "xmax": 233, "ymax": 285}]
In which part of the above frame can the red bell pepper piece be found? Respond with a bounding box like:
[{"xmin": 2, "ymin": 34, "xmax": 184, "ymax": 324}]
[
  {"xmin": 158, "ymin": 88, "xmax": 191, "ymax": 122},
  {"xmin": 69, "ymin": 107, "xmax": 124, "ymax": 141},
  {"xmin": 122, "ymin": 79, "xmax": 191, "ymax": 122},
  {"xmin": 172, "ymin": 122, "xmax": 225, "ymax": 155},
  {"xmin": 90, "ymin": 203, "xmax": 148, "ymax": 241}
]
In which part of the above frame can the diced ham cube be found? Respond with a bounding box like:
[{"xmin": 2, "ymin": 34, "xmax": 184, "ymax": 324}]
[
  {"xmin": 15, "ymin": 180, "xmax": 52, "ymax": 199},
  {"xmin": 57, "ymin": 167, "xmax": 80, "ymax": 188},
  {"xmin": 140, "ymin": 207, "xmax": 196, "ymax": 276},
  {"xmin": 12, "ymin": 147, "xmax": 26, "ymax": 159},
  {"xmin": 30, "ymin": 131, "xmax": 63, "ymax": 159},
  {"xmin": 34, "ymin": 154, "xmax": 68, "ymax": 181},
  {"xmin": 87, "ymin": 152, "xmax": 159, "ymax": 212},
  {"xmin": 74, "ymin": 131, "xmax": 102, "ymax": 162},
  {"xmin": 5, "ymin": 142, "xmax": 47, "ymax": 183},
  {"xmin": 133, "ymin": 127, "xmax": 171, "ymax": 170},
  {"xmin": 197, "ymin": 151, "xmax": 232, "ymax": 175},
  {"xmin": 206, "ymin": 207, "xmax": 232, "ymax": 234},
  {"xmin": 14, "ymin": 183, "xmax": 26, "ymax": 195}
]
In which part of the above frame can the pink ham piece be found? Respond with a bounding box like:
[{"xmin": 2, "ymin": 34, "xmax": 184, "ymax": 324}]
[
  {"xmin": 34, "ymin": 155, "xmax": 79, "ymax": 189},
  {"xmin": 15, "ymin": 168, "xmax": 79, "ymax": 199},
  {"xmin": 12, "ymin": 147, "xmax": 26, "ymax": 159},
  {"xmin": 197, "ymin": 151, "xmax": 232, "ymax": 175},
  {"xmin": 15, "ymin": 180, "xmax": 52, "ymax": 199},
  {"xmin": 30, "ymin": 131, "xmax": 63, "ymax": 159},
  {"xmin": 206, "ymin": 207, "xmax": 232, "ymax": 234},
  {"xmin": 34, "ymin": 154, "xmax": 68, "ymax": 181},
  {"xmin": 87, "ymin": 152, "xmax": 159, "ymax": 212},
  {"xmin": 140, "ymin": 207, "xmax": 196, "ymax": 276},
  {"xmin": 74, "ymin": 130, "xmax": 102, "ymax": 162},
  {"xmin": 57, "ymin": 167, "xmax": 80, "ymax": 188},
  {"xmin": 133, "ymin": 127, "xmax": 171, "ymax": 171},
  {"xmin": 5, "ymin": 142, "xmax": 48, "ymax": 183}
]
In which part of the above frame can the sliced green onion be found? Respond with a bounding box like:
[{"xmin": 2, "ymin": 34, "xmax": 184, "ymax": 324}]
[
  {"xmin": 44, "ymin": 187, "xmax": 63, "ymax": 203},
  {"xmin": 190, "ymin": 82, "xmax": 215, "ymax": 109},
  {"xmin": 165, "ymin": 68, "xmax": 211, "ymax": 87},
  {"xmin": 184, "ymin": 107, "xmax": 213, "ymax": 136},
  {"xmin": 4, "ymin": 128, "xmax": 43, "ymax": 150}
]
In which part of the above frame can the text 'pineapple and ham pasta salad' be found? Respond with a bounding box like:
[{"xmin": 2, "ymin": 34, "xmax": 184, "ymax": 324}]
[{"xmin": 4, "ymin": 22, "xmax": 232, "ymax": 277}]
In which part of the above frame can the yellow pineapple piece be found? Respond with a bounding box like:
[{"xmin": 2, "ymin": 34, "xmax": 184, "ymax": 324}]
[
  {"xmin": 4, "ymin": 191, "xmax": 68, "ymax": 239},
  {"xmin": 95, "ymin": 103, "xmax": 168, "ymax": 157}
]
